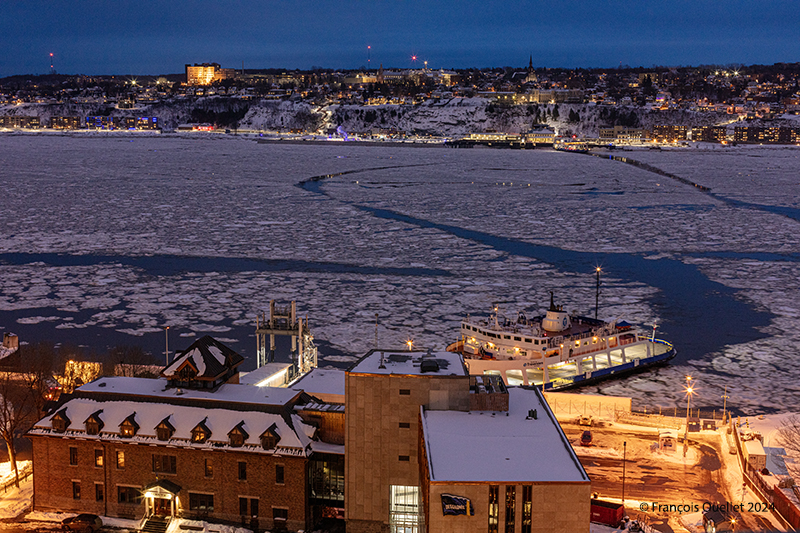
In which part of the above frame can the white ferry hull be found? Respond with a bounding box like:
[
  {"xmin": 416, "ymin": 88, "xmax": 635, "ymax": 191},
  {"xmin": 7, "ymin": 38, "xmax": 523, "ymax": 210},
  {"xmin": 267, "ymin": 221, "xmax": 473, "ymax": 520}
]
[{"xmin": 450, "ymin": 338, "xmax": 676, "ymax": 391}]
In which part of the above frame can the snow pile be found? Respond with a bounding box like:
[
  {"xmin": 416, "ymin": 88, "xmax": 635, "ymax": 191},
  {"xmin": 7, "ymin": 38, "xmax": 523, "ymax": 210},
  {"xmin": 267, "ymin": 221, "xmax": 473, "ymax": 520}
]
[
  {"xmin": 0, "ymin": 477, "xmax": 32, "ymax": 519},
  {"xmin": 0, "ymin": 460, "xmax": 31, "ymax": 485},
  {"xmin": 26, "ymin": 510, "xmax": 76, "ymax": 522},
  {"xmin": 166, "ymin": 518, "xmax": 251, "ymax": 533}
]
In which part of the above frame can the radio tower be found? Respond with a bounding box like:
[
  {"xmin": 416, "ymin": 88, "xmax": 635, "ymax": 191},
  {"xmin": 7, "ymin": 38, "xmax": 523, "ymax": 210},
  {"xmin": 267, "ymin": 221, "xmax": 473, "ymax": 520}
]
[{"xmin": 49, "ymin": 53, "xmax": 56, "ymax": 74}]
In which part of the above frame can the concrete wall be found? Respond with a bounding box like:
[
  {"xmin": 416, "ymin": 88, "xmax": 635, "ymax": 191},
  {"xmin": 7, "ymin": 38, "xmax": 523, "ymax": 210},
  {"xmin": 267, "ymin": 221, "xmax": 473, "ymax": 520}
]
[
  {"xmin": 31, "ymin": 436, "xmax": 308, "ymax": 531},
  {"xmin": 345, "ymin": 372, "xmax": 469, "ymax": 531}
]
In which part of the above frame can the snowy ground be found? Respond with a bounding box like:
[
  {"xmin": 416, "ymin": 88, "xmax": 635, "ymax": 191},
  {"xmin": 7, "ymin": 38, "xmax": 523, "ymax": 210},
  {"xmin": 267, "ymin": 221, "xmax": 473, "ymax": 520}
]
[{"xmin": 0, "ymin": 136, "xmax": 799, "ymax": 413}]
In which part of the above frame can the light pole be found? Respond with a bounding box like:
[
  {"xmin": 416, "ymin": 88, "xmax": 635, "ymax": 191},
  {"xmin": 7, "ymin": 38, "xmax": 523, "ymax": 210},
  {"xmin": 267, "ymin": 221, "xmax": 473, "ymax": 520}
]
[
  {"xmin": 165, "ymin": 326, "xmax": 170, "ymax": 365},
  {"xmin": 595, "ymin": 267, "xmax": 601, "ymax": 320},
  {"xmin": 621, "ymin": 441, "xmax": 627, "ymax": 506},
  {"xmin": 684, "ymin": 375, "xmax": 694, "ymax": 457},
  {"xmin": 721, "ymin": 385, "xmax": 730, "ymax": 424}
]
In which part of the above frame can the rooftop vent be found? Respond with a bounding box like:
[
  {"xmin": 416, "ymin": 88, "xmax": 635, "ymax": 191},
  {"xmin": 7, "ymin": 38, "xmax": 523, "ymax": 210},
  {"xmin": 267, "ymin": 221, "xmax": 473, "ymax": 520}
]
[{"xmin": 420, "ymin": 360, "xmax": 440, "ymax": 373}]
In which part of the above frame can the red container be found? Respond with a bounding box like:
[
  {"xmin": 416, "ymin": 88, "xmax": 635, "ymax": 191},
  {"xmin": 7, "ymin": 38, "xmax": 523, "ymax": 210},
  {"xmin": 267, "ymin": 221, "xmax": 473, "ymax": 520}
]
[{"xmin": 591, "ymin": 499, "xmax": 624, "ymax": 526}]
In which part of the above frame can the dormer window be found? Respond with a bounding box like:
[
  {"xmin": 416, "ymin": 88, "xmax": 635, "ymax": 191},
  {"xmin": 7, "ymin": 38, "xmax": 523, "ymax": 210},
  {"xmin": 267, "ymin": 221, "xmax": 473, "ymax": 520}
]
[
  {"xmin": 156, "ymin": 417, "xmax": 175, "ymax": 442},
  {"xmin": 119, "ymin": 413, "xmax": 139, "ymax": 438},
  {"xmin": 260, "ymin": 423, "xmax": 281, "ymax": 450},
  {"xmin": 84, "ymin": 410, "xmax": 104, "ymax": 436},
  {"xmin": 191, "ymin": 419, "xmax": 211, "ymax": 444},
  {"xmin": 228, "ymin": 421, "xmax": 249, "ymax": 448},
  {"xmin": 51, "ymin": 409, "xmax": 71, "ymax": 433}
]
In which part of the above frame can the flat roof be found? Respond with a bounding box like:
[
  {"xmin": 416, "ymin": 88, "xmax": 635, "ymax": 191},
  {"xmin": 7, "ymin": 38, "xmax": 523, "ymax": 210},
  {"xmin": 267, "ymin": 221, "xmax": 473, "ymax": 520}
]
[
  {"xmin": 291, "ymin": 368, "xmax": 345, "ymax": 397},
  {"xmin": 422, "ymin": 387, "xmax": 589, "ymax": 483},
  {"xmin": 239, "ymin": 363, "xmax": 293, "ymax": 386},
  {"xmin": 77, "ymin": 376, "xmax": 300, "ymax": 407},
  {"xmin": 348, "ymin": 349, "xmax": 467, "ymax": 377}
]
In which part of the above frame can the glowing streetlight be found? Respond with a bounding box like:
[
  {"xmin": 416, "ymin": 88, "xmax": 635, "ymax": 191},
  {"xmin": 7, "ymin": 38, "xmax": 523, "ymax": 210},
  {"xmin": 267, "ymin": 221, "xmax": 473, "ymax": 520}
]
[
  {"xmin": 165, "ymin": 326, "xmax": 170, "ymax": 364},
  {"xmin": 595, "ymin": 266, "xmax": 602, "ymax": 320},
  {"xmin": 683, "ymin": 375, "xmax": 694, "ymax": 457},
  {"xmin": 406, "ymin": 339, "xmax": 413, "ymax": 351}
]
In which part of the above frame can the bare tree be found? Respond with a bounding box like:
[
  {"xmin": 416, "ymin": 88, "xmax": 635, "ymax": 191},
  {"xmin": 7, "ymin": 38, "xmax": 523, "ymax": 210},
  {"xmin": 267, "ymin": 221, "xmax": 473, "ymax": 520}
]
[
  {"xmin": 777, "ymin": 415, "xmax": 800, "ymax": 478},
  {"xmin": 16, "ymin": 342, "xmax": 58, "ymax": 418},
  {"xmin": 0, "ymin": 370, "xmax": 36, "ymax": 488}
]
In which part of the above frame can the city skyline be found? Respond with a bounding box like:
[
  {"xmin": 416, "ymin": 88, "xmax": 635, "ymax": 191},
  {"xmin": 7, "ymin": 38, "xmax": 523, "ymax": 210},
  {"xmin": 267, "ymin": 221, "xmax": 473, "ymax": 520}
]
[{"xmin": 3, "ymin": 0, "xmax": 800, "ymax": 76}]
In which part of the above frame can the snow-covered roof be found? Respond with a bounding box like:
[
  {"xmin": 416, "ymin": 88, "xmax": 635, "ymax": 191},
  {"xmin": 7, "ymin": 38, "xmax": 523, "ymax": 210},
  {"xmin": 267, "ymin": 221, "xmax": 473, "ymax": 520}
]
[
  {"xmin": 292, "ymin": 368, "xmax": 345, "ymax": 399},
  {"xmin": 31, "ymin": 398, "xmax": 312, "ymax": 455},
  {"xmin": 76, "ymin": 376, "xmax": 301, "ymax": 408},
  {"xmin": 348, "ymin": 350, "xmax": 467, "ymax": 377},
  {"xmin": 239, "ymin": 363, "xmax": 292, "ymax": 386},
  {"xmin": 162, "ymin": 335, "xmax": 244, "ymax": 379},
  {"xmin": 421, "ymin": 387, "xmax": 589, "ymax": 483}
]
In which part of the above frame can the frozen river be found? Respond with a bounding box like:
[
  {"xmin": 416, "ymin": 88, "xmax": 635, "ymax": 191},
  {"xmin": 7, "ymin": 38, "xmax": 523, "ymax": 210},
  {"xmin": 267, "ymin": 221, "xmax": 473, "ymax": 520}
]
[{"xmin": 1, "ymin": 134, "xmax": 798, "ymax": 414}]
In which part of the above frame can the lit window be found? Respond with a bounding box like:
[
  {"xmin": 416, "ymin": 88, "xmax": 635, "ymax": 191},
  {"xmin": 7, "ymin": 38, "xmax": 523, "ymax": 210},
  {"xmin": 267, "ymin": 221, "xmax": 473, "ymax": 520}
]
[{"xmin": 390, "ymin": 485, "xmax": 420, "ymax": 533}]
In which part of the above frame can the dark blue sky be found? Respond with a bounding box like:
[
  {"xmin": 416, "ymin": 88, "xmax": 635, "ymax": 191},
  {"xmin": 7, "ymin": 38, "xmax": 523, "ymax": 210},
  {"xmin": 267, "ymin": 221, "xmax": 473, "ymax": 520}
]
[{"xmin": 2, "ymin": 0, "xmax": 799, "ymax": 76}]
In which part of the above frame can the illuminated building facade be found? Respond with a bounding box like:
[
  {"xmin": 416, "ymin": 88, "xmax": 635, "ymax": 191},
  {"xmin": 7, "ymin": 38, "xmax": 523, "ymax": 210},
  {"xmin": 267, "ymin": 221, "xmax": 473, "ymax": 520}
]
[
  {"xmin": 186, "ymin": 63, "xmax": 237, "ymax": 86},
  {"xmin": 733, "ymin": 126, "xmax": 800, "ymax": 144},
  {"xmin": 691, "ymin": 126, "xmax": 727, "ymax": 143},
  {"xmin": 651, "ymin": 125, "xmax": 688, "ymax": 142},
  {"xmin": 29, "ymin": 337, "xmax": 314, "ymax": 532},
  {"xmin": 2, "ymin": 116, "xmax": 40, "ymax": 129},
  {"xmin": 50, "ymin": 116, "xmax": 81, "ymax": 130}
]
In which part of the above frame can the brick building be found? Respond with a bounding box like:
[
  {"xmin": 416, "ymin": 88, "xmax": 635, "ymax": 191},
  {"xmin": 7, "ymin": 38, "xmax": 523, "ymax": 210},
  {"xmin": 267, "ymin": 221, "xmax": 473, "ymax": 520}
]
[{"xmin": 29, "ymin": 336, "xmax": 317, "ymax": 532}]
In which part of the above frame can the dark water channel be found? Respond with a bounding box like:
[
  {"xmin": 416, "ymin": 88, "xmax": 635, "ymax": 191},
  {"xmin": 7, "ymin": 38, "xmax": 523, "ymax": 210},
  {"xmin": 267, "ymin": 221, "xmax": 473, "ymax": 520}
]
[{"xmin": 300, "ymin": 167, "xmax": 774, "ymax": 366}]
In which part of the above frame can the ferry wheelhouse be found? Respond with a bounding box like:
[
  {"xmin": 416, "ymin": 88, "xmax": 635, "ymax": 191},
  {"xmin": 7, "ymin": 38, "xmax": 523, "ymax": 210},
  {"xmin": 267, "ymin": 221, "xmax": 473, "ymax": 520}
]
[{"xmin": 447, "ymin": 293, "xmax": 676, "ymax": 390}]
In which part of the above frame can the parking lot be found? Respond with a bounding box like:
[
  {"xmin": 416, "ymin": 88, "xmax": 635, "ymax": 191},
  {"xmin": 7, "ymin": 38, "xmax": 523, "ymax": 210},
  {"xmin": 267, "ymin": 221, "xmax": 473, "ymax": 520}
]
[{"xmin": 561, "ymin": 419, "xmax": 780, "ymax": 532}]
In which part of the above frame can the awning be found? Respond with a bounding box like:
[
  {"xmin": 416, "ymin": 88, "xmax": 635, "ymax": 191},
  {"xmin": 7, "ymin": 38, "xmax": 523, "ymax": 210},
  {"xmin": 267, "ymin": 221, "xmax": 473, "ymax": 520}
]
[{"xmin": 144, "ymin": 479, "xmax": 182, "ymax": 496}]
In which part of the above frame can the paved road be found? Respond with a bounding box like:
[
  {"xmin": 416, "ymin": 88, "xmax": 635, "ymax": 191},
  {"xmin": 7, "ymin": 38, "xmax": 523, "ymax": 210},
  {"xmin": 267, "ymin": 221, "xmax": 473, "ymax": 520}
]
[{"xmin": 561, "ymin": 421, "xmax": 773, "ymax": 532}]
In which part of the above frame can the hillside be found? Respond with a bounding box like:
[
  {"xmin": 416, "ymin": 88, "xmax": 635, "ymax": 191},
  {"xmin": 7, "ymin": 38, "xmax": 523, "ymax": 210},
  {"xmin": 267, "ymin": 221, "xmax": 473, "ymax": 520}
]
[{"xmin": 3, "ymin": 97, "xmax": 799, "ymax": 136}]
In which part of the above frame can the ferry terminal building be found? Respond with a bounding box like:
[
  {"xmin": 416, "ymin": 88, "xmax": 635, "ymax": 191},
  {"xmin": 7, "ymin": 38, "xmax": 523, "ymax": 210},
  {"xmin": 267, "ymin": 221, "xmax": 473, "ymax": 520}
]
[{"xmin": 29, "ymin": 337, "xmax": 590, "ymax": 533}]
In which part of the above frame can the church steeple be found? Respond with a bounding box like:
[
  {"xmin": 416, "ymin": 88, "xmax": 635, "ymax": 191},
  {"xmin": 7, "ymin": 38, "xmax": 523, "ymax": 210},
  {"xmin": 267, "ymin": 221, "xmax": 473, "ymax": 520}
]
[{"xmin": 529, "ymin": 55, "xmax": 533, "ymax": 72}]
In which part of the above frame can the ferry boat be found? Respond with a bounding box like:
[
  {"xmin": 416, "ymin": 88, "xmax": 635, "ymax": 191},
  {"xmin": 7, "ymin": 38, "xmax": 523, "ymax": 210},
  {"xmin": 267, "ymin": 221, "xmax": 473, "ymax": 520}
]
[
  {"xmin": 554, "ymin": 137, "xmax": 589, "ymax": 153},
  {"xmin": 447, "ymin": 293, "xmax": 676, "ymax": 391}
]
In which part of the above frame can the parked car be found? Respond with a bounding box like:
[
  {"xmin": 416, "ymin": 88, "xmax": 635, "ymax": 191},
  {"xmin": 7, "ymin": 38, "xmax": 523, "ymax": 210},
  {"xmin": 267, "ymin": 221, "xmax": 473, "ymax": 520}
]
[
  {"xmin": 62, "ymin": 514, "xmax": 102, "ymax": 532},
  {"xmin": 580, "ymin": 430, "xmax": 593, "ymax": 446},
  {"xmin": 579, "ymin": 415, "xmax": 593, "ymax": 426}
]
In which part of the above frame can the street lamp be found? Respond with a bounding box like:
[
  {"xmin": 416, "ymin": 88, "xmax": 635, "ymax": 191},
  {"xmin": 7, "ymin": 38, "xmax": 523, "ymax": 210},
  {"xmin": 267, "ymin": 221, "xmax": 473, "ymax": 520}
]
[
  {"xmin": 595, "ymin": 267, "xmax": 601, "ymax": 320},
  {"xmin": 721, "ymin": 385, "xmax": 730, "ymax": 424},
  {"xmin": 406, "ymin": 339, "xmax": 413, "ymax": 351},
  {"xmin": 165, "ymin": 326, "xmax": 170, "ymax": 365},
  {"xmin": 621, "ymin": 441, "xmax": 627, "ymax": 506},
  {"xmin": 683, "ymin": 375, "xmax": 694, "ymax": 457}
]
